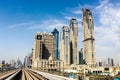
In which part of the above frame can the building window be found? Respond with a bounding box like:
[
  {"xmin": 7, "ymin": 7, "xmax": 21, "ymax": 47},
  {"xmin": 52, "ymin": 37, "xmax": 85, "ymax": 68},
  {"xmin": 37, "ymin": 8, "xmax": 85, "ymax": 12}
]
[{"xmin": 88, "ymin": 19, "xmax": 91, "ymax": 29}]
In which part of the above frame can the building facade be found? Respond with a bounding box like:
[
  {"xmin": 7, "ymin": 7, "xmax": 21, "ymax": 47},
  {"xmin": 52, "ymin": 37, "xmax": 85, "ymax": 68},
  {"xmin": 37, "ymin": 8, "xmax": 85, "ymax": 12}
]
[
  {"xmin": 51, "ymin": 28, "xmax": 59, "ymax": 60},
  {"xmin": 37, "ymin": 60, "xmax": 64, "ymax": 72},
  {"xmin": 82, "ymin": 8, "xmax": 96, "ymax": 67},
  {"xmin": 60, "ymin": 26, "xmax": 70, "ymax": 67},
  {"xmin": 108, "ymin": 58, "xmax": 111, "ymax": 66},
  {"xmin": 24, "ymin": 56, "xmax": 27, "ymax": 67},
  {"xmin": 32, "ymin": 32, "xmax": 55, "ymax": 68},
  {"xmin": 32, "ymin": 32, "xmax": 64, "ymax": 71},
  {"xmin": 111, "ymin": 59, "xmax": 114, "ymax": 66},
  {"xmin": 107, "ymin": 58, "xmax": 114, "ymax": 66},
  {"xmin": 70, "ymin": 18, "xmax": 78, "ymax": 64},
  {"xmin": 79, "ymin": 48, "xmax": 84, "ymax": 64}
]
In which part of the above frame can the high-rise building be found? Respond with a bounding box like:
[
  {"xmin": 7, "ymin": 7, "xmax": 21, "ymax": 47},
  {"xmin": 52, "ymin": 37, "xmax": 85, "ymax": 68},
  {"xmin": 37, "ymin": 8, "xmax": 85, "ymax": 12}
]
[
  {"xmin": 32, "ymin": 32, "xmax": 55, "ymax": 68},
  {"xmin": 70, "ymin": 18, "xmax": 78, "ymax": 64},
  {"xmin": 32, "ymin": 32, "xmax": 64, "ymax": 71},
  {"xmin": 17, "ymin": 58, "xmax": 22, "ymax": 66},
  {"xmin": 79, "ymin": 48, "xmax": 84, "ymax": 64},
  {"xmin": 60, "ymin": 26, "xmax": 70, "ymax": 66},
  {"xmin": 82, "ymin": 8, "xmax": 96, "ymax": 67},
  {"xmin": 24, "ymin": 56, "xmax": 27, "ymax": 67},
  {"xmin": 32, "ymin": 32, "xmax": 54, "ymax": 61},
  {"xmin": 108, "ymin": 58, "xmax": 111, "ymax": 66},
  {"xmin": 107, "ymin": 58, "xmax": 114, "ymax": 66},
  {"xmin": 2, "ymin": 60, "xmax": 5, "ymax": 65},
  {"xmin": 27, "ymin": 53, "xmax": 32, "ymax": 68},
  {"xmin": 111, "ymin": 58, "xmax": 114, "ymax": 66},
  {"xmin": 51, "ymin": 28, "xmax": 59, "ymax": 60}
]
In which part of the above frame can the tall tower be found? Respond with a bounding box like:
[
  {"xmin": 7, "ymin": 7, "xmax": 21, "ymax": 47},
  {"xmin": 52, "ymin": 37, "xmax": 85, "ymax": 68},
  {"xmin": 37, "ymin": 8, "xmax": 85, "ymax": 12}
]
[
  {"xmin": 70, "ymin": 18, "xmax": 78, "ymax": 64},
  {"xmin": 108, "ymin": 58, "xmax": 110, "ymax": 66},
  {"xmin": 82, "ymin": 8, "xmax": 96, "ymax": 67},
  {"xmin": 60, "ymin": 26, "xmax": 70, "ymax": 66},
  {"xmin": 51, "ymin": 28, "xmax": 59, "ymax": 60},
  {"xmin": 111, "ymin": 59, "xmax": 114, "ymax": 66},
  {"xmin": 79, "ymin": 48, "xmax": 84, "ymax": 64}
]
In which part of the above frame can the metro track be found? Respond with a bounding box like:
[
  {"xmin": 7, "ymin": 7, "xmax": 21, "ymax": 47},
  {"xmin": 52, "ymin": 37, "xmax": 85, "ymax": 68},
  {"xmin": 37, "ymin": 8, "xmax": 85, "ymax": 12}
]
[
  {"xmin": 22, "ymin": 68, "xmax": 48, "ymax": 80},
  {"xmin": 0, "ymin": 68, "xmax": 75, "ymax": 80}
]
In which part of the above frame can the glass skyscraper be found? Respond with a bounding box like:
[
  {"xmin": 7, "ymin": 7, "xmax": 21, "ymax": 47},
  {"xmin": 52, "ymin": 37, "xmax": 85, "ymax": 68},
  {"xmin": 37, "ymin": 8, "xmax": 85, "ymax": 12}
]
[{"xmin": 52, "ymin": 28, "xmax": 59, "ymax": 60}]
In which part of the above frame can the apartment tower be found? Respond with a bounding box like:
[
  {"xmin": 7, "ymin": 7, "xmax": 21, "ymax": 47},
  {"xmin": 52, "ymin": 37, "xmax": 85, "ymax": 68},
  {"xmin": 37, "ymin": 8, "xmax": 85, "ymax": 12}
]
[
  {"xmin": 60, "ymin": 26, "xmax": 70, "ymax": 66},
  {"xmin": 70, "ymin": 18, "xmax": 78, "ymax": 64},
  {"xmin": 82, "ymin": 8, "xmax": 96, "ymax": 67}
]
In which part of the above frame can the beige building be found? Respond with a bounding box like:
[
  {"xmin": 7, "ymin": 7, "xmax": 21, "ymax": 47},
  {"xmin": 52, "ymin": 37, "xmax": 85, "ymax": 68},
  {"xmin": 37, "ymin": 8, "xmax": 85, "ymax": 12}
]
[
  {"xmin": 70, "ymin": 18, "xmax": 78, "ymax": 64},
  {"xmin": 32, "ymin": 32, "xmax": 64, "ymax": 71},
  {"xmin": 36, "ymin": 60, "xmax": 64, "ymax": 72},
  {"xmin": 32, "ymin": 32, "xmax": 54, "ymax": 62},
  {"xmin": 82, "ymin": 8, "xmax": 96, "ymax": 67},
  {"xmin": 60, "ymin": 26, "xmax": 70, "ymax": 67}
]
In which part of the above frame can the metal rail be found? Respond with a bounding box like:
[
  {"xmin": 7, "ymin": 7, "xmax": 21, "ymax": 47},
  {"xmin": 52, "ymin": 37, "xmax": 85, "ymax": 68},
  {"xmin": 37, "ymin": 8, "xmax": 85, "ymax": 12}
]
[
  {"xmin": 22, "ymin": 68, "xmax": 48, "ymax": 80},
  {"xmin": 27, "ymin": 69, "xmax": 48, "ymax": 80},
  {"xmin": 0, "ymin": 68, "xmax": 76, "ymax": 80},
  {"xmin": 29, "ymin": 69, "xmax": 76, "ymax": 80},
  {"xmin": 5, "ymin": 70, "xmax": 21, "ymax": 80},
  {"xmin": 0, "ymin": 70, "xmax": 19, "ymax": 80}
]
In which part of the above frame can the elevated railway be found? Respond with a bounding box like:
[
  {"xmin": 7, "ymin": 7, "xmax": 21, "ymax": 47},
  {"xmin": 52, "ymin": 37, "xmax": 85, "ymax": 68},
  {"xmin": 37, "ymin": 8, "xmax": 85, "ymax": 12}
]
[{"xmin": 0, "ymin": 68, "xmax": 75, "ymax": 80}]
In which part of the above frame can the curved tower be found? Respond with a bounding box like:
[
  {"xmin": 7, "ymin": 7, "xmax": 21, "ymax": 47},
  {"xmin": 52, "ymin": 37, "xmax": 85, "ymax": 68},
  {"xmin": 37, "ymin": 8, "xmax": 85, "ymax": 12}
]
[{"xmin": 82, "ymin": 8, "xmax": 96, "ymax": 67}]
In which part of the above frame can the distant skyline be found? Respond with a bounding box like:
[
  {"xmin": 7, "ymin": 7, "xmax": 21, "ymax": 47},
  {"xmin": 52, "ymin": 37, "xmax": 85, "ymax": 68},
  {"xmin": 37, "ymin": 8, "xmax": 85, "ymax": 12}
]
[{"xmin": 0, "ymin": 0, "xmax": 120, "ymax": 64}]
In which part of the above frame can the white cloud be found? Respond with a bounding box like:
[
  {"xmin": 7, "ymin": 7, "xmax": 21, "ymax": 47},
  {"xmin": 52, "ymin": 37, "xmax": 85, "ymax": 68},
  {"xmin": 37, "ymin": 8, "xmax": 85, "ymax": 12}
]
[
  {"xmin": 8, "ymin": 18, "xmax": 67, "ymax": 33},
  {"xmin": 8, "ymin": 22, "xmax": 34, "ymax": 28},
  {"xmin": 94, "ymin": 0, "xmax": 120, "ymax": 64},
  {"xmin": 64, "ymin": 16, "xmax": 81, "ymax": 22},
  {"xmin": 27, "ymin": 19, "xmax": 67, "ymax": 32},
  {"xmin": 96, "ymin": 0, "xmax": 109, "ymax": 9},
  {"xmin": 72, "ymin": 10, "xmax": 82, "ymax": 14},
  {"xmin": 64, "ymin": 16, "xmax": 71, "ymax": 20}
]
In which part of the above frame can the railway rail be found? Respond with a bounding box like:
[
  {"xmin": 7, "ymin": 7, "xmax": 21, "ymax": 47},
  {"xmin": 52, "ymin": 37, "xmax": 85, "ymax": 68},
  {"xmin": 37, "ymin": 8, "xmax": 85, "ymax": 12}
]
[
  {"xmin": 0, "ymin": 69, "xmax": 22, "ymax": 80},
  {"xmin": 0, "ymin": 68, "xmax": 75, "ymax": 80},
  {"xmin": 22, "ymin": 68, "xmax": 48, "ymax": 80}
]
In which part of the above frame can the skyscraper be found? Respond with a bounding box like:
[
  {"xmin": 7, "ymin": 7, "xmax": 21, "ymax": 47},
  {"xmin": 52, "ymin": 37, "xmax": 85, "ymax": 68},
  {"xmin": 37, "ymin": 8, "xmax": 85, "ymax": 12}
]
[
  {"xmin": 82, "ymin": 8, "xmax": 96, "ymax": 67},
  {"xmin": 111, "ymin": 59, "xmax": 114, "ymax": 66},
  {"xmin": 24, "ymin": 56, "xmax": 27, "ymax": 67},
  {"xmin": 70, "ymin": 18, "xmax": 78, "ymax": 64},
  {"xmin": 107, "ymin": 58, "xmax": 114, "ymax": 66},
  {"xmin": 32, "ymin": 32, "xmax": 55, "ymax": 68},
  {"xmin": 108, "ymin": 58, "xmax": 110, "ymax": 66},
  {"xmin": 32, "ymin": 32, "xmax": 65, "ymax": 71},
  {"xmin": 79, "ymin": 48, "xmax": 84, "ymax": 64},
  {"xmin": 60, "ymin": 26, "xmax": 70, "ymax": 66},
  {"xmin": 52, "ymin": 28, "xmax": 59, "ymax": 60}
]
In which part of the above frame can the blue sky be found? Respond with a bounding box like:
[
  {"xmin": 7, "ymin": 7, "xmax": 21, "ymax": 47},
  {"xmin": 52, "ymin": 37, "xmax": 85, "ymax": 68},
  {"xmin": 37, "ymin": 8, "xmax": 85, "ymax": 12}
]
[{"xmin": 0, "ymin": 0, "xmax": 120, "ymax": 64}]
